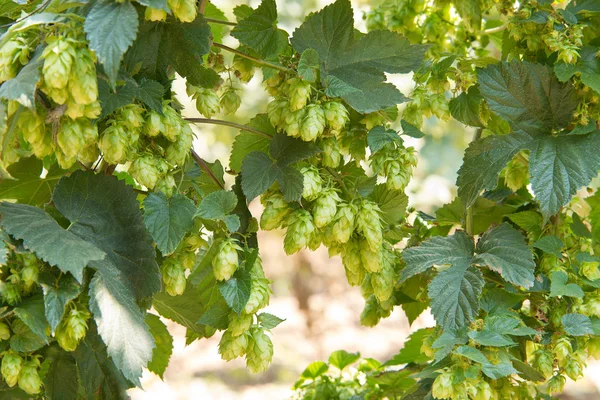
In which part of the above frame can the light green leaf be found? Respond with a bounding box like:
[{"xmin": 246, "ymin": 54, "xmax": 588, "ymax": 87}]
[
  {"xmin": 0, "ymin": 203, "xmax": 106, "ymax": 282},
  {"xmin": 196, "ymin": 190, "xmax": 240, "ymax": 232},
  {"xmin": 475, "ymin": 223, "xmax": 535, "ymax": 288},
  {"xmin": 153, "ymin": 285, "xmax": 210, "ymax": 334},
  {"xmin": 84, "ymin": 0, "xmax": 139, "ymax": 85},
  {"xmin": 205, "ymin": 2, "xmax": 227, "ymax": 44},
  {"xmin": 299, "ymin": 361, "xmax": 328, "ymax": 380},
  {"xmin": 428, "ymin": 265, "xmax": 484, "ymax": 330},
  {"xmin": 40, "ymin": 274, "xmax": 81, "ymax": 331},
  {"xmin": 400, "ymin": 230, "xmax": 474, "ymax": 282},
  {"xmin": 328, "ymin": 350, "xmax": 360, "ymax": 370},
  {"xmin": 298, "ymin": 49, "xmax": 319, "ymax": 82},
  {"xmin": 432, "ymin": 329, "xmax": 469, "ymax": 361},
  {"xmin": 478, "ymin": 62, "xmax": 577, "ymax": 137},
  {"xmin": 454, "ymin": 345, "xmax": 518, "ymax": 379},
  {"xmin": 528, "ymin": 133, "xmax": 600, "ymax": 218},
  {"xmin": 144, "ymin": 192, "xmax": 196, "ymax": 255},
  {"xmin": 383, "ymin": 328, "xmax": 433, "ymax": 366},
  {"xmin": 0, "ymin": 48, "xmax": 43, "ymax": 108},
  {"xmin": 145, "ymin": 314, "xmax": 173, "ymax": 379},
  {"xmin": 370, "ymin": 184, "xmax": 408, "ymax": 224},
  {"xmin": 136, "ymin": 0, "xmax": 169, "ymax": 12},
  {"xmin": 231, "ymin": 0, "xmax": 288, "ymax": 58},
  {"xmin": 257, "ymin": 313, "xmax": 285, "ymax": 329},
  {"xmin": 550, "ymin": 271, "xmax": 584, "ymax": 298},
  {"xmin": 562, "ymin": 313, "xmax": 594, "ymax": 336},
  {"xmin": 44, "ymin": 348, "xmax": 79, "ymax": 400},
  {"xmin": 571, "ymin": 212, "xmax": 592, "ymax": 238},
  {"xmin": 367, "ymin": 126, "xmax": 402, "ymax": 153},
  {"xmin": 13, "ymin": 295, "xmax": 49, "ymax": 342},
  {"xmin": 218, "ymin": 268, "xmax": 251, "ymax": 314},
  {"xmin": 290, "ymin": 0, "xmax": 425, "ymax": 113},
  {"xmin": 469, "ymin": 315, "xmax": 536, "ymax": 347},
  {"xmin": 532, "ymin": 235, "xmax": 564, "ymax": 258}
]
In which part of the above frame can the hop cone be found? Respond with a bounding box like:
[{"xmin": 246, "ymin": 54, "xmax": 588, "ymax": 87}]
[
  {"xmin": 547, "ymin": 374, "xmax": 566, "ymax": 395},
  {"xmin": 341, "ymin": 238, "xmax": 365, "ymax": 286},
  {"xmin": 0, "ymin": 322, "xmax": 10, "ymax": 341},
  {"xmin": 156, "ymin": 174, "xmax": 176, "ymax": 198},
  {"xmin": 144, "ymin": 111, "xmax": 164, "ymax": 138},
  {"xmin": 533, "ymin": 349, "xmax": 554, "ymax": 380},
  {"xmin": 168, "ymin": 0, "xmax": 197, "ymax": 22},
  {"xmin": 282, "ymin": 108, "xmax": 305, "ymax": 137},
  {"xmin": 371, "ymin": 255, "xmax": 395, "ymax": 301},
  {"xmin": 312, "ymin": 189, "xmax": 340, "ymax": 228},
  {"xmin": 287, "ymin": 78, "xmax": 311, "ymax": 111},
  {"xmin": 356, "ymin": 200, "xmax": 383, "ymax": 252},
  {"xmin": 218, "ymin": 330, "xmax": 249, "ymax": 361},
  {"xmin": 220, "ymin": 88, "xmax": 242, "ymax": 115},
  {"xmin": 193, "ymin": 87, "xmax": 221, "ymax": 118},
  {"xmin": 166, "ymin": 124, "xmax": 193, "ymax": 165},
  {"xmin": 431, "ymin": 371, "xmax": 454, "ymax": 399},
  {"xmin": 331, "ymin": 203, "xmax": 357, "ymax": 244},
  {"xmin": 245, "ymin": 327, "xmax": 274, "ymax": 373},
  {"xmin": 228, "ymin": 313, "xmax": 253, "ymax": 337},
  {"xmin": 299, "ymin": 104, "xmax": 326, "ymax": 142},
  {"xmin": 299, "ymin": 166, "xmax": 322, "ymax": 201},
  {"xmin": 129, "ymin": 155, "xmax": 162, "ymax": 189},
  {"xmin": 1, "ymin": 352, "xmax": 22, "ymax": 387},
  {"xmin": 68, "ymin": 48, "xmax": 98, "ymax": 105},
  {"xmin": 162, "ymin": 259, "xmax": 186, "ymax": 296},
  {"xmin": 260, "ymin": 192, "xmax": 290, "ymax": 230},
  {"xmin": 212, "ymin": 238, "xmax": 242, "ymax": 281},
  {"xmin": 360, "ymin": 240, "xmax": 382, "ymax": 273},
  {"xmin": 57, "ymin": 119, "xmax": 86, "ymax": 159},
  {"xmin": 244, "ymin": 264, "xmax": 272, "ymax": 314},
  {"xmin": 267, "ymin": 98, "xmax": 288, "ymax": 130},
  {"xmin": 283, "ymin": 209, "xmax": 315, "ymax": 255},
  {"xmin": 99, "ymin": 123, "xmax": 129, "ymax": 165},
  {"xmin": 145, "ymin": 7, "xmax": 167, "ymax": 21},
  {"xmin": 42, "ymin": 36, "xmax": 75, "ymax": 102},
  {"xmin": 320, "ymin": 137, "xmax": 342, "ymax": 168},
  {"xmin": 322, "ymin": 101, "xmax": 349, "ymax": 134},
  {"xmin": 17, "ymin": 360, "xmax": 42, "ymax": 395}
]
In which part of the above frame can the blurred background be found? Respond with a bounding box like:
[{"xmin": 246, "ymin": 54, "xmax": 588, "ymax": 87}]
[{"xmin": 129, "ymin": 0, "xmax": 600, "ymax": 398}]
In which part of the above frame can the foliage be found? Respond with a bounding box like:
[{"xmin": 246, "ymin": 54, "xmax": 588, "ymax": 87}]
[{"xmin": 0, "ymin": 0, "xmax": 599, "ymax": 398}]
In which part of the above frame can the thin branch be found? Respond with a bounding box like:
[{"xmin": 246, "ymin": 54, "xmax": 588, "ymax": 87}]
[
  {"xmin": 481, "ymin": 23, "xmax": 507, "ymax": 35},
  {"xmin": 185, "ymin": 117, "xmax": 273, "ymax": 138},
  {"xmin": 198, "ymin": 0, "xmax": 207, "ymax": 15},
  {"xmin": 465, "ymin": 128, "xmax": 483, "ymax": 236},
  {"xmin": 205, "ymin": 18, "xmax": 237, "ymax": 26},
  {"xmin": 213, "ymin": 42, "xmax": 292, "ymax": 73},
  {"xmin": 191, "ymin": 149, "xmax": 225, "ymax": 190},
  {"xmin": 325, "ymin": 167, "xmax": 352, "ymax": 198}
]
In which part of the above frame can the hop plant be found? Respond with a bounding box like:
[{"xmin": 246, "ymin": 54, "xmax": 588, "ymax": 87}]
[
  {"xmin": 155, "ymin": 174, "xmax": 176, "ymax": 197},
  {"xmin": 188, "ymin": 84, "xmax": 221, "ymax": 118},
  {"xmin": 299, "ymin": 104, "xmax": 326, "ymax": 142},
  {"xmin": 166, "ymin": 123, "xmax": 194, "ymax": 166},
  {"xmin": 41, "ymin": 36, "xmax": 75, "ymax": 103},
  {"xmin": 267, "ymin": 98, "xmax": 289, "ymax": 129},
  {"xmin": 220, "ymin": 86, "xmax": 242, "ymax": 115},
  {"xmin": 320, "ymin": 137, "xmax": 342, "ymax": 168},
  {"xmin": 0, "ymin": 322, "xmax": 10, "ymax": 341},
  {"xmin": 212, "ymin": 238, "xmax": 242, "ymax": 281},
  {"xmin": 322, "ymin": 101, "xmax": 349, "ymax": 134},
  {"xmin": 312, "ymin": 188, "xmax": 340, "ymax": 228},
  {"xmin": 533, "ymin": 349, "xmax": 554, "ymax": 379},
  {"xmin": 162, "ymin": 259, "xmax": 186, "ymax": 296},
  {"xmin": 287, "ymin": 78, "xmax": 312, "ymax": 112},
  {"xmin": 356, "ymin": 200, "xmax": 383, "ymax": 252},
  {"xmin": 68, "ymin": 48, "xmax": 98, "ymax": 106},
  {"xmin": 371, "ymin": 251, "xmax": 395, "ymax": 301},
  {"xmin": 281, "ymin": 108, "xmax": 306, "ymax": 137},
  {"xmin": 18, "ymin": 359, "xmax": 42, "ymax": 395},
  {"xmin": 331, "ymin": 203, "xmax": 357, "ymax": 244},
  {"xmin": 99, "ymin": 122, "xmax": 129, "ymax": 165},
  {"xmin": 218, "ymin": 330, "xmax": 250, "ymax": 361},
  {"xmin": 432, "ymin": 371, "xmax": 454, "ymax": 399},
  {"xmin": 299, "ymin": 166, "xmax": 323, "ymax": 201},
  {"xmin": 167, "ymin": 0, "xmax": 197, "ymax": 22},
  {"xmin": 244, "ymin": 260, "xmax": 272, "ymax": 315},
  {"xmin": 1, "ymin": 351, "xmax": 22, "ymax": 387},
  {"xmin": 245, "ymin": 327, "xmax": 274, "ymax": 373},
  {"xmin": 228, "ymin": 313, "xmax": 253, "ymax": 337},
  {"xmin": 283, "ymin": 209, "xmax": 315, "ymax": 255},
  {"xmin": 341, "ymin": 238, "xmax": 366, "ymax": 286},
  {"xmin": 129, "ymin": 155, "xmax": 164, "ymax": 189},
  {"xmin": 55, "ymin": 305, "xmax": 90, "ymax": 351},
  {"xmin": 143, "ymin": 110, "xmax": 164, "ymax": 138},
  {"xmin": 260, "ymin": 192, "xmax": 290, "ymax": 230},
  {"xmin": 547, "ymin": 374, "xmax": 566, "ymax": 395}
]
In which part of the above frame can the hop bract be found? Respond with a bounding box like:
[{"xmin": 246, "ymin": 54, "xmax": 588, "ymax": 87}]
[{"xmin": 212, "ymin": 238, "xmax": 242, "ymax": 281}]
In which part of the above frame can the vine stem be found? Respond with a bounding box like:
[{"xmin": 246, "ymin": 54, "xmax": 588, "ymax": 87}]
[
  {"xmin": 191, "ymin": 149, "xmax": 225, "ymax": 190},
  {"xmin": 465, "ymin": 128, "xmax": 483, "ymax": 236},
  {"xmin": 198, "ymin": 0, "xmax": 207, "ymax": 15},
  {"xmin": 325, "ymin": 167, "xmax": 352, "ymax": 198},
  {"xmin": 204, "ymin": 18, "xmax": 237, "ymax": 26},
  {"xmin": 212, "ymin": 42, "xmax": 292, "ymax": 73},
  {"xmin": 185, "ymin": 117, "xmax": 273, "ymax": 138},
  {"xmin": 481, "ymin": 23, "xmax": 507, "ymax": 35}
]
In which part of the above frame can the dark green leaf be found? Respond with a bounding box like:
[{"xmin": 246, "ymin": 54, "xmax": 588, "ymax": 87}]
[
  {"xmin": 449, "ymin": 86, "xmax": 485, "ymax": 128},
  {"xmin": 144, "ymin": 192, "xmax": 196, "ymax": 255},
  {"xmin": 231, "ymin": 0, "xmax": 288, "ymax": 58},
  {"xmin": 554, "ymin": 46, "xmax": 600, "ymax": 94},
  {"xmin": 13, "ymin": 295, "xmax": 48, "ymax": 341},
  {"xmin": 469, "ymin": 315, "xmax": 536, "ymax": 347},
  {"xmin": 0, "ymin": 203, "xmax": 105, "ymax": 282},
  {"xmin": 400, "ymin": 119, "xmax": 424, "ymax": 138},
  {"xmin": 369, "ymin": 184, "xmax": 408, "ymax": 224},
  {"xmin": 154, "ymin": 285, "xmax": 209, "ymax": 334},
  {"xmin": 562, "ymin": 313, "xmax": 594, "ymax": 336},
  {"xmin": 0, "ymin": 48, "xmax": 42, "ymax": 108},
  {"xmin": 0, "ymin": 157, "xmax": 61, "ymax": 206},
  {"xmin": 297, "ymin": 49, "xmax": 319, "ymax": 82},
  {"xmin": 98, "ymin": 76, "xmax": 138, "ymax": 117},
  {"xmin": 230, "ymin": 132, "xmax": 271, "ymax": 172},
  {"xmin": 9, "ymin": 319, "xmax": 46, "ymax": 352},
  {"xmin": 367, "ymin": 126, "xmax": 401, "ymax": 153},
  {"xmin": 571, "ymin": 212, "xmax": 592, "ymax": 238},
  {"xmin": 507, "ymin": 211, "xmax": 543, "ymax": 237},
  {"xmin": 196, "ymin": 190, "xmax": 240, "ymax": 232},
  {"xmin": 145, "ymin": 314, "xmax": 173, "ymax": 379},
  {"xmin": 136, "ymin": 78, "xmax": 165, "ymax": 113},
  {"xmin": 290, "ymin": 0, "xmax": 425, "ymax": 113},
  {"xmin": 328, "ymin": 350, "xmax": 360, "ymax": 370},
  {"xmin": 454, "ymin": 346, "xmax": 518, "ymax": 379},
  {"xmin": 218, "ymin": 268, "xmax": 251, "ymax": 314},
  {"xmin": 84, "ymin": 1, "xmax": 139, "ymax": 84},
  {"xmin": 269, "ymin": 133, "xmax": 320, "ymax": 167},
  {"xmin": 532, "ymin": 235, "xmax": 564, "ymax": 258},
  {"xmin": 44, "ymin": 348, "xmax": 78, "ymax": 400},
  {"xmin": 384, "ymin": 328, "xmax": 433, "ymax": 366},
  {"xmin": 40, "ymin": 274, "xmax": 80, "ymax": 331},
  {"xmin": 550, "ymin": 271, "xmax": 584, "ymax": 298},
  {"xmin": 475, "ymin": 223, "xmax": 535, "ymax": 288}
]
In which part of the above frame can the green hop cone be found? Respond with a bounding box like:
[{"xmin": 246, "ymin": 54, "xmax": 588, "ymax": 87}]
[
  {"xmin": 264, "ymin": 73, "xmax": 282, "ymax": 96},
  {"xmin": 192, "ymin": 87, "xmax": 221, "ymax": 118},
  {"xmin": 504, "ymin": 154, "xmax": 529, "ymax": 192},
  {"xmin": 168, "ymin": 0, "xmax": 197, "ymax": 22},
  {"xmin": 220, "ymin": 87, "xmax": 242, "ymax": 115},
  {"xmin": 360, "ymin": 295, "xmax": 391, "ymax": 327},
  {"xmin": 320, "ymin": 137, "xmax": 342, "ymax": 168},
  {"xmin": 99, "ymin": 123, "xmax": 129, "ymax": 165},
  {"xmin": 361, "ymin": 112, "xmax": 386, "ymax": 130},
  {"xmin": 356, "ymin": 200, "xmax": 383, "ymax": 252},
  {"xmin": 341, "ymin": 239, "xmax": 365, "ymax": 286},
  {"xmin": 553, "ymin": 338, "xmax": 572, "ymax": 367},
  {"xmin": 156, "ymin": 174, "xmax": 176, "ymax": 198},
  {"xmin": 267, "ymin": 98, "xmax": 288, "ymax": 130},
  {"xmin": 282, "ymin": 108, "xmax": 305, "ymax": 138},
  {"xmin": 244, "ymin": 262, "xmax": 272, "ymax": 314},
  {"xmin": 589, "ymin": 337, "xmax": 600, "ymax": 359},
  {"xmin": 232, "ymin": 55, "xmax": 255, "ymax": 83},
  {"xmin": 144, "ymin": 111, "xmax": 164, "ymax": 138},
  {"xmin": 66, "ymin": 306, "xmax": 90, "ymax": 342},
  {"xmin": 299, "ymin": 166, "xmax": 322, "ymax": 201},
  {"xmin": 322, "ymin": 101, "xmax": 349, "ymax": 135},
  {"xmin": 166, "ymin": 123, "xmax": 193, "ymax": 165},
  {"xmin": 55, "ymin": 320, "xmax": 78, "ymax": 351},
  {"xmin": 218, "ymin": 330, "xmax": 249, "ymax": 361},
  {"xmin": 432, "ymin": 371, "xmax": 454, "ymax": 399},
  {"xmin": 1, "ymin": 352, "xmax": 22, "ymax": 387},
  {"xmin": 57, "ymin": 119, "xmax": 87, "ymax": 159},
  {"xmin": 129, "ymin": 155, "xmax": 163, "ymax": 189},
  {"xmin": 0, "ymin": 281, "xmax": 21, "ymax": 305},
  {"xmin": 371, "ymin": 255, "xmax": 395, "ymax": 302},
  {"xmin": 287, "ymin": 78, "xmax": 311, "ymax": 112},
  {"xmin": 533, "ymin": 349, "xmax": 554, "ymax": 380},
  {"xmin": 260, "ymin": 192, "xmax": 290, "ymax": 230},
  {"xmin": 0, "ymin": 37, "xmax": 29, "ymax": 83},
  {"xmin": 0, "ymin": 322, "xmax": 10, "ymax": 341},
  {"xmin": 299, "ymin": 104, "xmax": 326, "ymax": 142},
  {"xmin": 283, "ymin": 209, "xmax": 316, "ymax": 255},
  {"xmin": 42, "ymin": 36, "xmax": 76, "ymax": 102},
  {"xmin": 245, "ymin": 327, "xmax": 274, "ymax": 373},
  {"xmin": 359, "ymin": 239, "xmax": 381, "ymax": 273},
  {"xmin": 331, "ymin": 203, "xmax": 357, "ymax": 244},
  {"xmin": 565, "ymin": 356, "xmax": 585, "ymax": 381},
  {"xmin": 145, "ymin": 7, "xmax": 167, "ymax": 21},
  {"xmin": 69, "ymin": 48, "xmax": 98, "ymax": 105},
  {"xmin": 581, "ymin": 260, "xmax": 600, "ymax": 281},
  {"xmin": 17, "ymin": 359, "xmax": 42, "ymax": 395},
  {"xmin": 162, "ymin": 104, "xmax": 183, "ymax": 142},
  {"xmin": 384, "ymin": 160, "xmax": 411, "ymax": 191},
  {"xmin": 21, "ymin": 263, "xmax": 38, "ymax": 288},
  {"xmin": 312, "ymin": 189, "xmax": 340, "ymax": 228},
  {"xmin": 162, "ymin": 259, "xmax": 186, "ymax": 296},
  {"xmin": 471, "ymin": 380, "xmax": 496, "ymax": 400},
  {"xmin": 212, "ymin": 238, "xmax": 242, "ymax": 281},
  {"xmin": 117, "ymin": 104, "xmax": 146, "ymax": 134},
  {"xmin": 547, "ymin": 374, "xmax": 565, "ymax": 395},
  {"xmin": 228, "ymin": 313, "xmax": 253, "ymax": 337}
]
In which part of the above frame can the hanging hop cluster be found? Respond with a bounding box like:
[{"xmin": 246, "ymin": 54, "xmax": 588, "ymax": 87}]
[
  {"xmin": 1, "ymin": 352, "xmax": 42, "ymax": 395},
  {"xmin": 370, "ymin": 143, "xmax": 418, "ymax": 191}
]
